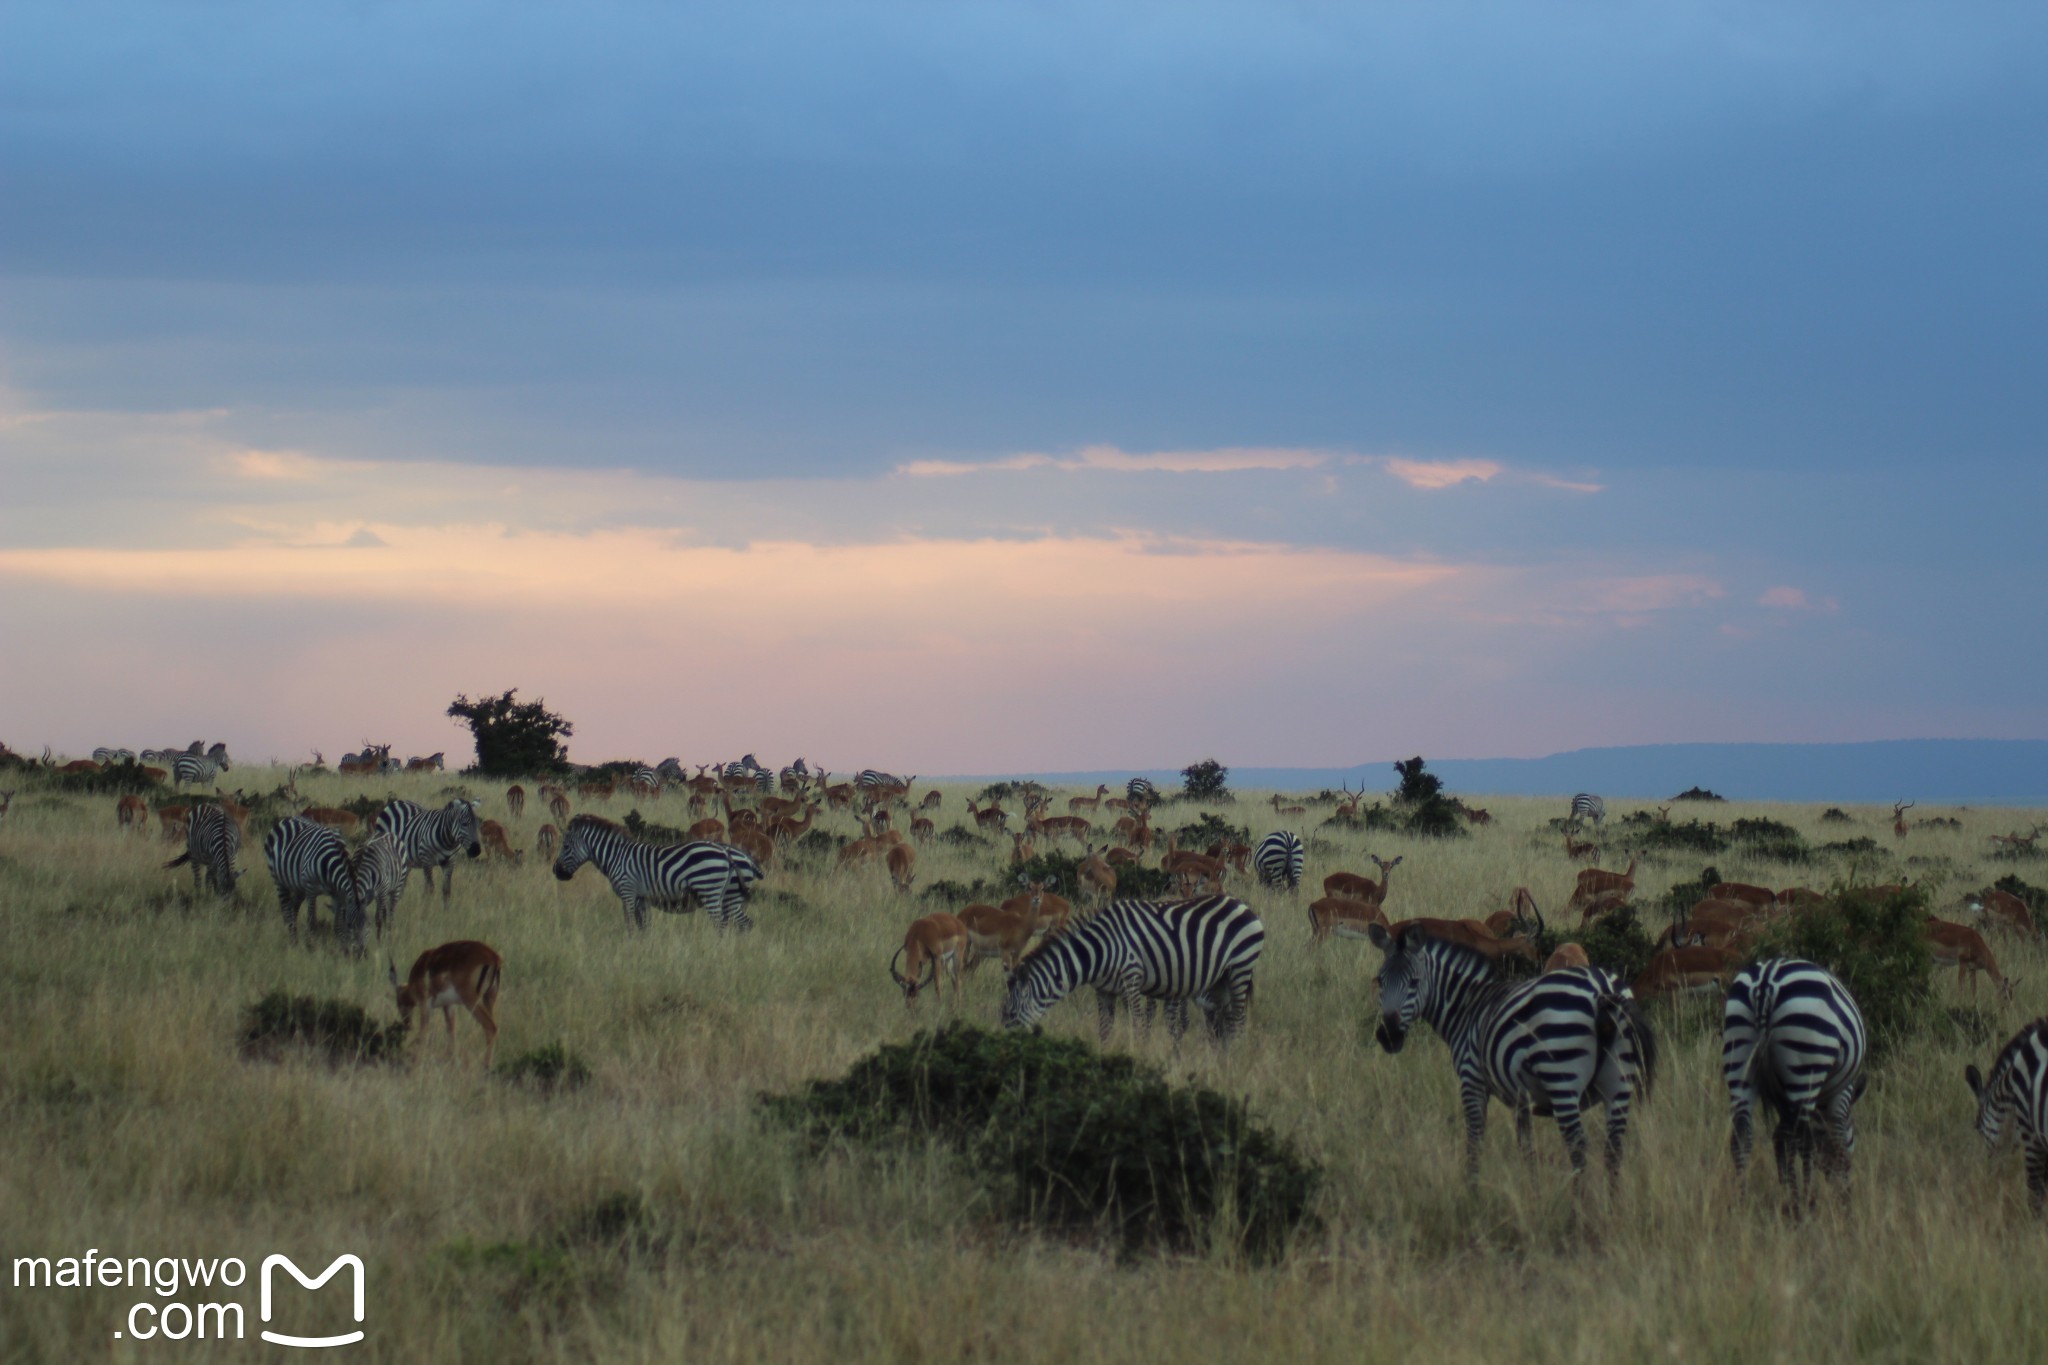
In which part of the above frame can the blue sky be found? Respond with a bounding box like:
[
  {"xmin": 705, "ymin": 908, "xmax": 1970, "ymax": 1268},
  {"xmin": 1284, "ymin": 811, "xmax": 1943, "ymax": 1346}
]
[{"xmin": 2, "ymin": 3, "xmax": 2045, "ymax": 769}]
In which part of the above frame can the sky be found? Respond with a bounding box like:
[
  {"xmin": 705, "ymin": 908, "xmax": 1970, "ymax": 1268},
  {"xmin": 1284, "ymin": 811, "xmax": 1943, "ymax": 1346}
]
[{"xmin": 3, "ymin": 2, "xmax": 2046, "ymax": 773}]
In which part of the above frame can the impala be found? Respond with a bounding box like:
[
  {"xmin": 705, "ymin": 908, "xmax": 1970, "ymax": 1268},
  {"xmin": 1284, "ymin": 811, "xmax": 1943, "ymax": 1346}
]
[
  {"xmin": 390, "ymin": 940, "xmax": 503, "ymax": 1071},
  {"xmin": 1003, "ymin": 877, "xmax": 1072, "ymax": 938},
  {"xmin": 1390, "ymin": 916, "xmax": 1538, "ymax": 963},
  {"xmin": 301, "ymin": 806, "xmax": 361, "ymax": 836},
  {"xmin": 886, "ymin": 841, "xmax": 918, "ymax": 893},
  {"xmin": 967, "ymin": 798, "xmax": 1009, "ymax": 833},
  {"xmin": 1544, "ymin": 943, "xmax": 1591, "ymax": 972},
  {"xmin": 116, "ymin": 794, "xmax": 148, "ymax": 832},
  {"xmin": 728, "ymin": 826, "xmax": 775, "ymax": 869},
  {"xmin": 908, "ymin": 811, "xmax": 934, "ymax": 842},
  {"xmin": 1009, "ymin": 830, "xmax": 1036, "ymax": 867},
  {"xmin": 1484, "ymin": 887, "xmax": 1545, "ymax": 938},
  {"xmin": 959, "ymin": 902, "xmax": 1037, "ymax": 972},
  {"xmin": 535, "ymin": 824, "xmax": 559, "ymax": 861},
  {"xmin": 157, "ymin": 805, "xmax": 191, "ymax": 841},
  {"xmin": 1306, "ymin": 894, "xmax": 1387, "ymax": 946},
  {"xmin": 1569, "ymin": 855, "xmax": 1638, "ymax": 910},
  {"xmin": 1971, "ymin": 887, "xmax": 2038, "ymax": 939},
  {"xmin": 1325, "ymin": 855, "xmax": 1401, "ymax": 908},
  {"xmin": 1563, "ymin": 832, "xmax": 1600, "ymax": 862},
  {"xmin": 479, "ymin": 820, "xmax": 522, "ymax": 862},
  {"xmin": 506, "ymin": 784, "xmax": 526, "ymax": 817},
  {"xmin": 1078, "ymin": 845, "xmax": 1117, "ymax": 904},
  {"xmin": 1037, "ymin": 815, "xmax": 1091, "ymax": 842},
  {"xmin": 1631, "ymin": 945, "xmax": 1742, "ymax": 1002},
  {"xmin": 1926, "ymin": 918, "xmax": 2017, "ymax": 1000},
  {"xmin": 1893, "ymin": 800, "xmax": 1915, "ymax": 838},
  {"xmin": 1270, "ymin": 794, "xmax": 1307, "ymax": 817},
  {"xmin": 548, "ymin": 791, "xmax": 570, "ymax": 825},
  {"xmin": 1069, "ymin": 783, "xmax": 1109, "ymax": 815},
  {"xmin": 890, "ymin": 914, "xmax": 967, "ymax": 1006},
  {"xmin": 687, "ymin": 817, "xmax": 726, "ymax": 843},
  {"xmin": 1711, "ymin": 881, "xmax": 1776, "ymax": 909},
  {"xmin": 919, "ymin": 789, "xmax": 943, "ymax": 811}
]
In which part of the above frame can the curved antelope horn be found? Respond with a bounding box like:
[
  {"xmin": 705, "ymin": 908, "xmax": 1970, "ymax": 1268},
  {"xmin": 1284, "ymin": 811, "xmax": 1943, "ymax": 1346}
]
[{"xmin": 889, "ymin": 944, "xmax": 912, "ymax": 991}]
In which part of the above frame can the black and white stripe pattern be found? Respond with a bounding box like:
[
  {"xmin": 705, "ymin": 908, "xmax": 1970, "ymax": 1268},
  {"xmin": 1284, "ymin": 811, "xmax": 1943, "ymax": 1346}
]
[
  {"xmin": 1126, "ymin": 777, "xmax": 1159, "ymax": 805},
  {"xmin": 1000, "ymin": 895, "xmax": 1265, "ymax": 1045},
  {"xmin": 92, "ymin": 747, "xmax": 137, "ymax": 765},
  {"xmin": 1968, "ymin": 1019, "xmax": 2048, "ymax": 1211},
  {"xmin": 370, "ymin": 799, "xmax": 483, "ymax": 904},
  {"xmin": 779, "ymin": 759, "xmax": 810, "ymax": 792},
  {"xmin": 629, "ymin": 766, "xmax": 662, "ymax": 797},
  {"xmin": 1253, "ymin": 831, "xmax": 1305, "ymax": 891},
  {"xmin": 1722, "ymin": 958, "xmax": 1868, "ymax": 1202},
  {"xmin": 855, "ymin": 769, "xmax": 903, "ymax": 795},
  {"xmin": 551, "ymin": 813, "xmax": 764, "ymax": 931},
  {"xmin": 262, "ymin": 816, "xmax": 364, "ymax": 952},
  {"xmin": 1569, "ymin": 793, "xmax": 1606, "ymax": 830},
  {"xmin": 1369, "ymin": 921, "xmax": 1657, "ymax": 1181},
  {"xmin": 352, "ymin": 832, "xmax": 409, "ymax": 939},
  {"xmin": 165, "ymin": 802, "xmax": 241, "ymax": 897},
  {"xmin": 172, "ymin": 753, "xmax": 231, "ymax": 788}
]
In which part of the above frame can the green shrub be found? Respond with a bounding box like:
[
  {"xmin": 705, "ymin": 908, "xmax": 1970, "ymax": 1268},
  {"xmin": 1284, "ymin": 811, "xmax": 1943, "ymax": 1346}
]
[
  {"xmin": 1671, "ymin": 786, "xmax": 1726, "ymax": 802},
  {"xmin": 1820, "ymin": 836, "xmax": 1882, "ymax": 855},
  {"xmin": 1633, "ymin": 819, "xmax": 1729, "ymax": 854},
  {"xmin": 45, "ymin": 761, "xmax": 165, "ymax": 797},
  {"xmin": 1748, "ymin": 886, "xmax": 1937, "ymax": 1064},
  {"xmin": 1390, "ymin": 757, "xmax": 1442, "ymax": 805},
  {"xmin": 795, "ymin": 829, "xmax": 847, "ymax": 856},
  {"xmin": 621, "ymin": 809, "xmax": 685, "ymax": 843},
  {"xmin": 239, "ymin": 992, "xmax": 407, "ymax": 1065},
  {"xmin": 761, "ymin": 1023, "xmax": 1320, "ymax": 1261},
  {"xmin": 340, "ymin": 794, "xmax": 389, "ymax": 823},
  {"xmin": 1172, "ymin": 812, "xmax": 1249, "ymax": 852},
  {"xmin": 1106, "ymin": 862, "xmax": 1175, "ymax": 899},
  {"xmin": 1180, "ymin": 760, "xmax": 1231, "ymax": 802},
  {"xmin": 1560, "ymin": 908, "xmax": 1659, "ymax": 985},
  {"xmin": 1012, "ymin": 851, "xmax": 1083, "ymax": 897},
  {"xmin": 1731, "ymin": 816, "xmax": 1809, "ymax": 864},
  {"xmin": 975, "ymin": 782, "xmax": 1026, "ymax": 804},
  {"xmin": 497, "ymin": 1042, "xmax": 593, "ymax": 1093},
  {"xmin": 1992, "ymin": 875, "xmax": 2048, "ymax": 916},
  {"xmin": 920, "ymin": 877, "xmax": 994, "ymax": 907},
  {"xmin": 1402, "ymin": 797, "xmax": 1467, "ymax": 839},
  {"xmin": 447, "ymin": 688, "xmax": 572, "ymax": 778},
  {"xmin": 938, "ymin": 825, "xmax": 990, "ymax": 849},
  {"xmin": 1655, "ymin": 865, "xmax": 1723, "ymax": 920},
  {"xmin": 1820, "ymin": 807, "xmax": 1855, "ymax": 823}
]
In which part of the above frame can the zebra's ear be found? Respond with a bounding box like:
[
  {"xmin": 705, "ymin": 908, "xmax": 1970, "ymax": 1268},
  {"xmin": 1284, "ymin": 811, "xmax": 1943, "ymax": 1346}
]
[
  {"xmin": 1965, "ymin": 1064, "xmax": 1984, "ymax": 1097},
  {"xmin": 1366, "ymin": 922, "xmax": 1393, "ymax": 952}
]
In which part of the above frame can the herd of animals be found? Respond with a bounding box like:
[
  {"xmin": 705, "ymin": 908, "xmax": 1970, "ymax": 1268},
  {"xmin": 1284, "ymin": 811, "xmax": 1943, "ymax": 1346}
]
[{"xmin": 3, "ymin": 739, "xmax": 2047, "ymax": 1211}]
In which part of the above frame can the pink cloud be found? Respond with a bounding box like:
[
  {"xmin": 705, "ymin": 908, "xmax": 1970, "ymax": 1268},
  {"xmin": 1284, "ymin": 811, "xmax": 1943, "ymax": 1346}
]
[
  {"xmin": 1759, "ymin": 585, "xmax": 1839, "ymax": 612},
  {"xmin": 895, "ymin": 444, "xmax": 1329, "ymax": 477},
  {"xmin": 1381, "ymin": 457, "xmax": 1503, "ymax": 489}
]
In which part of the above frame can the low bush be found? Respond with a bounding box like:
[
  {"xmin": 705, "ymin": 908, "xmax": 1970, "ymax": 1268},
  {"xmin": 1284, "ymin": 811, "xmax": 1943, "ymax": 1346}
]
[
  {"xmin": 1731, "ymin": 816, "xmax": 1810, "ymax": 864},
  {"xmin": 1819, "ymin": 836, "xmax": 1882, "ymax": 856},
  {"xmin": 340, "ymin": 794, "xmax": 390, "ymax": 823},
  {"xmin": 1820, "ymin": 807, "xmax": 1855, "ymax": 823},
  {"xmin": 1632, "ymin": 819, "xmax": 1730, "ymax": 855},
  {"xmin": 919, "ymin": 877, "xmax": 993, "ymax": 907},
  {"xmin": 45, "ymin": 761, "xmax": 165, "ymax": 797},
  {"xmin": 1103, "ymin": 862, "xmax": 1174, "ymax": 898},
  {"xmin": 1671, "ymin": 786, "xmax": 1726, "ymax": 802},
  {"xmin": 761, "ymin": 1023, "xmax": 1320, "ymax": 1261},
  {"xmin": 497, "ymin": 1042, "xmax": 593, "ymax": 1093},
  {"xmin": 1655, "ymin": 865, "xmax": 1723, "ymax": 920},
  {"xmin": 239, "ymin": 992, "xmax": 407, "ymax": 1065},
  {"xmin": 1180, "ymin": 759, "xmax": 1231, "ymax": 802},
  {"xmin": 938, "ymin": 825, "xmax": 990, "ymax": 849},
  {"xmin": 1747, "ymin": 885, "xmax": 1937, "ymax": 1064},
  {"xmin": 1992, "ymin": 874, "xmax": 2048, "ymax": 916},
  {"xmin": 1553, "ymin": 907, "xmax": 1659, "ymax": 985},
  {"xmin": 1401, "ymin": 797, "xmax": 1467, "ymax": 839},
  {"xmin": 1172, "ymin": 812, "xmax": 1250, "ymax": 852},
  {"xmin": 1011, "ymin": 851, "xmax": 1084, "ymax": 897},
  {"xmin": 795, "ymin": 829, "xmax": 847, "ymax": 856},
  {"xmin": 621, "ymin": 809, "xmax": 686, "ymax": 843}
]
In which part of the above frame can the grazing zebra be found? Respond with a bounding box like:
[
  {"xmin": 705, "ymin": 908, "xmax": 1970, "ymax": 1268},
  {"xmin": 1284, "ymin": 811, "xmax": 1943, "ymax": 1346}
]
[
  {"xmin": 550, "ymin": 813, "xmax": 764, "ymax": 931},
  {"xmin": 92, "ymin": 747, "xmax": 136, "ymax": 765},
  {"xmin": 352, "ymin": 832, "xmax": 409, "ymax": 939},
  {"xmin": 1254, "ymin": 831, "xmax": 1305, "ymax": 891},
  {"xmin": 1723, "ymin": 958, "xmax": 1868, "ymax": 1205},
  {"xmin": 779, "ymin": 758, "xmax": 810, "ymax": 792},
  {"xmin": 164, "ymin": 802, "xmax": 241, "ymax": 898},
  {"xmin": 1968, "ymin": 1019, "xmax": 2048, "ymax": 1211},
  {"xmin": 1126, "ymin": 776, "xmax": 1159, "ymax": 805},
  {"xmin": 1368, "ymin": 920, "xmax": 1657, "ymax": 1183},
  {"xmin": 724, "ymin": 754, "xmax": 771, "ymax": 781},
  {"xmin": 1569, "ymin": 793, "xmax": 1606, "ymax": 831},
  {"xmin": 629, "ymin": 766, "xmax": 662, "ymax": 797},
  {"xmin": 172, "ymin": 753, "xmax": 231, "ymax": 788},
  {"xmin": 370, "ymin": 799, "xmax": 483, "ymax": 904},
  {"xmin": 1000, "ymin": 895, "xmax": 1265, "ymax": 1045},
  {"xmin": 263, "ymin": 816, "xmax": 365, "ymax": 952},
  {"xmin": 855, "ymin": 769, "xmax": 904, "ymax": 796}
]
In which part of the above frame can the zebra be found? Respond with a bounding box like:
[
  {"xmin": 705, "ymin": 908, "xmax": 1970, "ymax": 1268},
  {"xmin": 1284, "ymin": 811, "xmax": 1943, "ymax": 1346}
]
[
  {"xmin": 1000, "ymin": 895, "xmax": 1265, "ymax": 1046},
  {"xmin": 550, "ymin": 813, "xmax": 764, "ymax": 931},
  {"xmin": 1967, "ymin": 1018, "xmax": 2048, "ymax": 1211},
  {"xmin": 1253, "ymin": 831, "xmax": 1305, "ymax": 891},
  {"xmin": 724, "ymin": 754, "xmax": 771, "ymax": 781},
  {"xmin": 370, "ymin": 799, "xmax": 483, "ymax": 904},
  {"xmin": 1368, "ymin": 920, "xmax": 1657, "ymax": 1183},
  {"xmin": 352, "ymin": 832, "xmax": 409, "ymax": 939},
  {"xmin": 628, "ymin": 766, "xmax": 662, "ymax": 798},
  {"xmin": 855, "ymin": 769, "xmax": 903, "ymax": 795},
  {"xmin": 1125, "ymin": 776, "xmax": 1159, "ymax": 805},
  {"xmin": 263, "ymin": 816, "xmax": 365, "ymax": 952},
  {"xmin": 1569, "ymin": 793, "xmax": 1606, "ymax": 831},
  {"xmin": 655, "ymin": 757, "xmax": 687, "ymax": 782},
  {"xmin": 779, "ymin": 758, "xmax": 810, "ymax": 792},
  {"xmin": 164, "ymin": 802, "xmax": 241, "ymax": 898},
  {"xmin": 92, "ymin": 747, "xmax": 136, "ymax": 765},
  {"xmin": 172, "ymin": 753, "xmax": 231, "ymax": 788},
  {"xmin": 1723, "ymin": 958, "xmax": 1868, "ymax": 1206}
]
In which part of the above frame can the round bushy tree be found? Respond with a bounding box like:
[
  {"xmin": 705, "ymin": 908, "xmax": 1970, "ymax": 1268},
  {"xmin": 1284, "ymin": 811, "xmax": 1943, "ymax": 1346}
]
[
  {"xmin": 1181, "ymin": 759, "xmax": 1230, "ymax": 802},
  {"xmin": 447, "ymin": 689, "xmax": 573, "ymax": 778}
]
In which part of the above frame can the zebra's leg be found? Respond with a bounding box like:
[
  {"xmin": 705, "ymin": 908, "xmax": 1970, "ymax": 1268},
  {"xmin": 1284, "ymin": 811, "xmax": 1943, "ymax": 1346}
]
[
  {"xmin": 1729, "ymin": 1097, "xmax": 1756, "ymax": 1177},
  {"xmin": 1458, "ymin": 1071, "xmax": 1491, "ymax": 1181},
  {"xmin": 1551, "ymin": 1098, "xmax": 1591, "ymax": 1176},
  {"xmin": 1514, "ymin": 1102, "xmax": 1535, "ymax": 1157},
  {"xmin": 1125, "ymin": 983, "xmax": 1152, "ymax": 1037},
  {"xmin": 1095, "ymin": 988, "xmax": 1120, "ymax": 1041},
  {"xmin": 1822, "ymin": 1087, "xmax": 1858, "ymax": 1188},
  {"xmin": 278, "ymin": 890, "xmax": 299, "ymax": 939},
  {"xmin": 1603, "ymin": 1088, "xmax": 1634, "ymax": 1182},
  {"xmin": 439, "ymin": 857, "xmax": 454, "ymax": 903},
  {"xmin": 2027, "ymin": 1141, "xmax": 2048, "ymax": 1214},
  {"xmin": 1165, "ymin": 998, "xmax": 1190, "ymax": 1043}
]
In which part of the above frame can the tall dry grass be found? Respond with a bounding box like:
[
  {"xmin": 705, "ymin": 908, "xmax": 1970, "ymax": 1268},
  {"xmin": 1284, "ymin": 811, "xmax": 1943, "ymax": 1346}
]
[{"xmin": 2, "ymin": 772, "xmax": 2046, "ymax": 1361}]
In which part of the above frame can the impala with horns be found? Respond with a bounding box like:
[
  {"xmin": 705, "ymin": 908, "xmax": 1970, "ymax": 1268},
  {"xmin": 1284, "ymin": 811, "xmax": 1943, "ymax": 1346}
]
[{"xmin": 891, "ymin": 914, "xmax": 967, "ymax": 1007}]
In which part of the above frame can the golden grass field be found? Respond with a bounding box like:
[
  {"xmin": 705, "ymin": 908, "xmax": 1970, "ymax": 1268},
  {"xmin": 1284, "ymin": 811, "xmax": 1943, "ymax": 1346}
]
[{"xmin": 3, "ymin": 770, "xmax": 2047, "ymax": 1363}]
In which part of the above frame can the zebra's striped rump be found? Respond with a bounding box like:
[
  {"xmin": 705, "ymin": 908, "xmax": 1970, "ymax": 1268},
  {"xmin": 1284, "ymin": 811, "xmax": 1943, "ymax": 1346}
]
[
  {"xmin": 1722, "ymin": 958, "xmax": 1868, "ymax": 1203},
  {"xmin": 1000, "ymin": 895, "xmax": 1265, "ymax": 1046},
  {"xmin": 371, "ymin": 799, "xmax": 483, "ymax": 904},
  {"xmin": 552, "ymin": 814, "xmax": 765, "ymax": 931},
  {"xmin": 1967, "ymin": 1018, "xmax": 2048, "ymax": 1210},
  {"xmin": 165, "ymin": 802, "xmax": 241, "ymax": 898},
  {"xmin": 1254, "ymin": 831, "xmax": 1305, "ymax": 891},
  {"xmin": 263, "ymin": 816, "xmax": 364, "ymax": 953},
  {"xmin": 1370, "ymin": 922, "xmax": 1656, "ymax": 1181}
]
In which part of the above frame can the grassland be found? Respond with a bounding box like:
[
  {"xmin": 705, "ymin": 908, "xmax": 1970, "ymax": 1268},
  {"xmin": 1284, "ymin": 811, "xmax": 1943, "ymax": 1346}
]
[{"xmin": 2, "ymin": 771, "xmax": 2046, "ymax": 1362}]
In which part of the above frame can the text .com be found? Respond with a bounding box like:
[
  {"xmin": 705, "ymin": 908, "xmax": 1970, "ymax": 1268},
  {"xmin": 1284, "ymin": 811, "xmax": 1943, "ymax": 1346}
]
[{"xmin": 12, "ymin": 1250, "xmax": 365, "ymax": 1347}]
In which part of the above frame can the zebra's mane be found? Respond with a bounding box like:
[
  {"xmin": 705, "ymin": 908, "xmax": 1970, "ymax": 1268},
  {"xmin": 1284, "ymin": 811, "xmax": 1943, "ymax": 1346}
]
[
  {"xmin": 568, "ymin": 813, "xmax": 626, "ymax": 835},
  {"xmin": 1394, "ymin": 924, "xmax": 1498, "ymax": 978}
]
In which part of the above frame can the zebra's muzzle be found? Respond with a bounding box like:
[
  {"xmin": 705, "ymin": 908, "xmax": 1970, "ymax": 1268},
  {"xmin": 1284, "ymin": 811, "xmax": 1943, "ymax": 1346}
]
[{"xmin": 1375, "ymin": 1017, "xmax": 1407, "ymax": 1053}]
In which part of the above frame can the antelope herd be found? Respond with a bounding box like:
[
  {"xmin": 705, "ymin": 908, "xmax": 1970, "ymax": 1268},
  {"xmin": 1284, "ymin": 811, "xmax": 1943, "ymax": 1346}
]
[{"xmin": 6, "ymin": 741, "xmax": 2048, "ymax": 1206}]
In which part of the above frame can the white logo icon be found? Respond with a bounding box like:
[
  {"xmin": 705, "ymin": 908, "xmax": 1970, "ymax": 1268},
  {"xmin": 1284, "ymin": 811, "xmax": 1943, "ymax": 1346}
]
[{"xmin": 258, "ymin": 1254, "xmax": 365, "ymax": 1348}]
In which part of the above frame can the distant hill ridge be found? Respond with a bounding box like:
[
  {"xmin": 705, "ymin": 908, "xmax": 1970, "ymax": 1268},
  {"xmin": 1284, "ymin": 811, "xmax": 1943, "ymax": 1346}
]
[{"xmin": 951, "ymin": 740, "xmax": 2048, "ymax": 805}]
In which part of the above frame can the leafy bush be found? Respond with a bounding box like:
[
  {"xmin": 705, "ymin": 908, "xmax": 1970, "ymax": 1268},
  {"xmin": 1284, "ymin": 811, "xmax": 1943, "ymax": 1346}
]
[
  {"xmin": 1731, "ymin": 816, "xmax": 1809, "ymax": 864},
  {"xmin": 1748, "ymin": 886, "xmax": 1937, "ymax": 1064},
  {"xmin": 795, "ymin": 829, "xmax": 847, "ymax": 857},
  {"xmin": 1821, "ymin": 807, "xmax": 1855, "ymax": 823},
  {"xmin": 919, "ymin": 877, "xmax": 993, "ymax": 907},
  {"xmin": 1819, "ymin": 836, "xmax": 1882, "ymax": 856},
  {"xmin": 1402, "ymin": 797, "xmax": 1467, "ymax": 839},
  {"xmin": 1633, "ymin": 819, "xmax": 1730, "ymax": 855},
  {"xmin": 44, "ymin": 761, "xmax": 165, "ymax": 797},
  {"xmin": 1180, "ymin": 759, "xmax": 1230, "ymax": 802},
  {"xmin": 1654, "ymin": 865, "xmax": 1724, "ymax": 920},
  {"xmin": 938, "ymin": 825, "xmax": 990, "ymax": 849},
  {"xmin": 1917, "ymin": 816, "xmax": 1964, "ymax": 831},
  {"xmin": 1671, "ymin": 786, "xmax": 1726, "ymax": 802},
  {"xmin": 1107, "ymin": 862, "xmax": 1176, "ymax": 898},
  {"xmin": 448, "ymin": 688, "xmax": 572, "ymax": 778},
  {"xmin": 1173, "ymin": 812, "xmax": 1249, "ymax": 852},
  {"xmin": 239, "ymin": 992, "xmax": 407, "ymax": 1065},
  {"xmin": 340, "ymin": 794, "xmax": 390, "ymax": 823},
  {"xmin": 1012, "ymin": 851, "xmax": 1084, "ymax": 897},
  {"xmin": 1556, "ymin": 907, "xmax": 1659, "ymax": 985},
  {"xmin": 497, "ymin": 1042, "xmax": 593, "ymax": 1093},
  {"xmin": 761, "ymin": 1023, "xmax": 1319, "ymax": 1261},
  {"xmin": 1391, "ymin": 757, "xmax": 1442, "ymax": 805},
  {"xmin": 975, "ymin": 782, "xmax": 1026, "ymax": 803},
  {"xmin": 1991, "ymin": 844, "xmax": 2044, "ymax": 863},
  {"xmin": 621, "ymin": 809, "xmax": 685, "ymax": 844}
]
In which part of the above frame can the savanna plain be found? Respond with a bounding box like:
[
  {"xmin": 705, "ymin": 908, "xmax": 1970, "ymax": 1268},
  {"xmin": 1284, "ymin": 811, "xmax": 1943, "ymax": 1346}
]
[{"xmin": 3, "ymin": 770, "xmax": 2046, "ymax": 1363}]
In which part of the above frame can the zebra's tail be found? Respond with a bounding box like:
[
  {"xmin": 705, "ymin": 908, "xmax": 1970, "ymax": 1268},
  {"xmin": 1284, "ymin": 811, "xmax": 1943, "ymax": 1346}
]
[
  {"xmin": 1597, "ymin": 989, "xmax": 1658, "ymax": 1100},
  {"xmin": 163, "ymin": 852, "xmax": 192, "ymax": 869}
]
